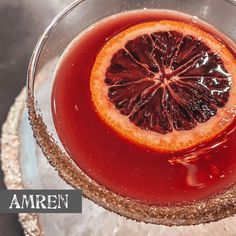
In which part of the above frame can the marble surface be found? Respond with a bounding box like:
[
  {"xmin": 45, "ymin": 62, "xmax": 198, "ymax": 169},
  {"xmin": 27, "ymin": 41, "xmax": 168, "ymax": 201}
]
[{"xmin": 0, "ymin": 0, "xmax": 72, "ymax": 235}]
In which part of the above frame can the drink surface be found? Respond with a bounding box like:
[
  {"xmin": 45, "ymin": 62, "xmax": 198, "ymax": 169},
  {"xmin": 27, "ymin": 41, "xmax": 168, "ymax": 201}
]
[{"xmin": 52, "ymin": 10, "xmax": 236, "ymax": 204}]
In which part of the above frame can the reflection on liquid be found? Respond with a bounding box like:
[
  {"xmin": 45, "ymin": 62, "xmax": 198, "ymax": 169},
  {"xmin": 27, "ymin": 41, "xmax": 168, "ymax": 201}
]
[
  {"xmin": 168, "ymin": 125, "xmax": 236, "ymax": 189},
  {"xmin": 179, "ymin": 160, "xmax": 207, "ymax": 189},
  {"xmin": 176, "ymin": 158, "xmax": 225, "ymax": 189}
]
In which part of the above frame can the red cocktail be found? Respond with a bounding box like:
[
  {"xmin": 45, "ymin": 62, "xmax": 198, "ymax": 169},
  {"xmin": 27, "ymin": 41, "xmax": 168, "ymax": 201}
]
[{"xmin": 52, "ymin": 10, "xmax": 236, "ymax": 204}]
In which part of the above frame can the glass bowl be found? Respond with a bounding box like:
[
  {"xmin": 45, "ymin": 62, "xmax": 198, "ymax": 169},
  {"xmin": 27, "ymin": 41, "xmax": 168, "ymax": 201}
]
[{"xmin": 27, "ymin": 0, "xmax": 236, "ymax": 225}]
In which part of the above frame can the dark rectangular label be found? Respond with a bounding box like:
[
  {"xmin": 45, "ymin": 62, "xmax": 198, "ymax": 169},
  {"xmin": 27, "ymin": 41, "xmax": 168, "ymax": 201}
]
[{"xmin": 0, "ymin": 190, "xmax": 82, "ymax": 213}]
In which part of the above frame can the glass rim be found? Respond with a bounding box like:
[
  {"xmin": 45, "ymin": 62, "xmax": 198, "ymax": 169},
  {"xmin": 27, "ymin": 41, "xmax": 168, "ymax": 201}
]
[
  {"xmin": 26, "ymin": 0, "xmax": 236, "ymax": 225},
  {"xmin": 26, "ymin": 0, "xmax": 236, "ymax": 93}
]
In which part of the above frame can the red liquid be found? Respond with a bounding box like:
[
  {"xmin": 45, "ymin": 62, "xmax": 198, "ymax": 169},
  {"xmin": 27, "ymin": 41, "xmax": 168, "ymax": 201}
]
[{"xmin": 52, "ymin": 10, "xmax": 236, "ymax": 204}]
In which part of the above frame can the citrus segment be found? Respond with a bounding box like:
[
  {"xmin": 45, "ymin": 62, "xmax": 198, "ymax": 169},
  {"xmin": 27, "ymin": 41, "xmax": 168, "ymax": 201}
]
[{"xmin": 90, "ymin": 21, "xmax": 236, "ymax": 152}]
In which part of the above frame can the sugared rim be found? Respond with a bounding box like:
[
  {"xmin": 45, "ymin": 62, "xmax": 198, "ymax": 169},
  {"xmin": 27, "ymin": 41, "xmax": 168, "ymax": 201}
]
[
  {"xmin": 26, "ymin": 0, "xmax": 236, "ymax": 226},
  {"xmin": 27, "ymin": 93, "xmax": 236, "ymax": 225}
]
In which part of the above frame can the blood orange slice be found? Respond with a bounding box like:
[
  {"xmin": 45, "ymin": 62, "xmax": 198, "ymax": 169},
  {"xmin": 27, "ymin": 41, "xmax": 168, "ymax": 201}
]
[{"xmin": 90, "ymin": 20, "xmax": 236, "ymax": 152}]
